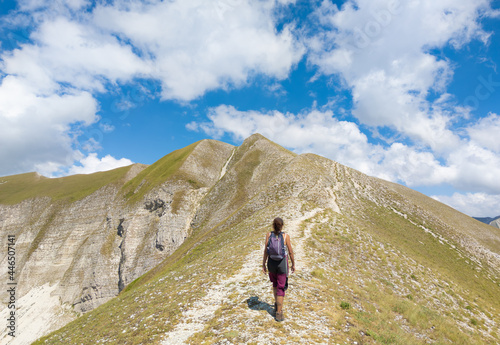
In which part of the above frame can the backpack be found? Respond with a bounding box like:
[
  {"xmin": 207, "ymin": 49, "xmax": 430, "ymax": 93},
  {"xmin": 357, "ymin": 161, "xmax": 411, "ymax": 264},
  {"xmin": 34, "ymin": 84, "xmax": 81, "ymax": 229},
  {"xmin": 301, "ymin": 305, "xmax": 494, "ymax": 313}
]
[{"xmin": 267, "ymin": 232, "xmax": 286, "ymax": 261}]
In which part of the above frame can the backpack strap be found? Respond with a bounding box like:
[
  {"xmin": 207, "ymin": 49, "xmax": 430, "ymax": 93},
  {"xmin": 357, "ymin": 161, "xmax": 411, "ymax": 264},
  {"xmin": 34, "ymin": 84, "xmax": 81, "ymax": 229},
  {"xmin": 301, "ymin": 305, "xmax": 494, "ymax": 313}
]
[{"xmin": 281, "ymin": 232, "xmax": 288, "ymax": 256}]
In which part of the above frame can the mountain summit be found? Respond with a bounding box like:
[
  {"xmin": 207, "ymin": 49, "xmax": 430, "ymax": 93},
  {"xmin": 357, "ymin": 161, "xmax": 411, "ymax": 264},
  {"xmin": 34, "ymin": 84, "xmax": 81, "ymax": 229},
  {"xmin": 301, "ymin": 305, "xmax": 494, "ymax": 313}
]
[{"xmin": 1, "ymin": 134, "xmax": 499, "ymax": 344}]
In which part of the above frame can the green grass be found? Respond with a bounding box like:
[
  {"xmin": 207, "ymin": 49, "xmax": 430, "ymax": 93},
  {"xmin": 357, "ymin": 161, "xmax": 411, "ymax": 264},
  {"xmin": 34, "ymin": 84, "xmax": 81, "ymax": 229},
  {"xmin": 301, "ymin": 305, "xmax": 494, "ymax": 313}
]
[
  {"xmin": 0, "ymin": 166, "xmax": 132, "ymax": 205},
  {"xmin": 33, "ymin": 197, "xmax": 500, "ymax": 345},
  {"xmin": 302, "ymin": 206, "xmax": 498, "ymax": 345},
  {"xmin": 0, "ymin": 140, "xmax": 208, "ymax": 206},
  {"xmin": 360, "ymin": 201, "xmax": 500, "ymax": 311},
  {"xmin": 121, "ymin": 141, "xmax": 200, "ymax": 204}
]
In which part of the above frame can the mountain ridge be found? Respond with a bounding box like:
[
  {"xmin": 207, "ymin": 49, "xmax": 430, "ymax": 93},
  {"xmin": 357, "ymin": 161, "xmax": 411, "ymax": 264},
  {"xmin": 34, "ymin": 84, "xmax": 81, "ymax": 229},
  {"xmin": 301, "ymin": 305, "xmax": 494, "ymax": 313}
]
[
  {"xmin": 474, "ymin": 216, "xmax": 500, "ymax": 229},
  {"xmin": 1, "ymin": 134, "xmax": 499, "ymax": 344}
]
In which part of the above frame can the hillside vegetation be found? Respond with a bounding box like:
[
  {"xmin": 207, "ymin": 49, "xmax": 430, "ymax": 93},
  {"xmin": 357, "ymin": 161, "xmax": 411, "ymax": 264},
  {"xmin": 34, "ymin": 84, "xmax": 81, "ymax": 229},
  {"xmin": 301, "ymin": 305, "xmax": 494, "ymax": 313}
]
[
  {"xmin": 21, "ymin": 134, "xmax": 500, "ymax": 344},
  {"xmin": 0, "ymin": 166, "xmax": 134, "ymax": 205}
]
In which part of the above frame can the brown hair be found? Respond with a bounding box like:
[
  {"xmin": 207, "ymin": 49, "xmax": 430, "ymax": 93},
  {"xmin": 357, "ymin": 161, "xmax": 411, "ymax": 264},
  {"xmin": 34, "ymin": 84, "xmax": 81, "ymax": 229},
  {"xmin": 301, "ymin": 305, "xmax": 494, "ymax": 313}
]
[{"xmin": 273, "ymin": 217, "xmax": 284, "ymax": 235}]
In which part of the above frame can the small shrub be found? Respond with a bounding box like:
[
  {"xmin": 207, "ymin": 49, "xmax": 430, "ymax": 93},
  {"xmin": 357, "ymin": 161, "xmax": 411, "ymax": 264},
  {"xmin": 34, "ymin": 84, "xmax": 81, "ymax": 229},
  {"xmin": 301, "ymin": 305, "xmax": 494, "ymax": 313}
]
[{"xmin": 340, "ymin": 301, "xmax": 350, "ymax": 310}]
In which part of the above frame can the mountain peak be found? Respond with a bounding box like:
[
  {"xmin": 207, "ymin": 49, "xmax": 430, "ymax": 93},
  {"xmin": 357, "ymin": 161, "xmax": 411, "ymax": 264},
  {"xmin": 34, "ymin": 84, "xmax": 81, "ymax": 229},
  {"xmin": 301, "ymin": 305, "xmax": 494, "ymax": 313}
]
[
  {"xmin": 245, "ymin": 132, "xmax": 266, "ymax": 141},
  {"xmin": 2, "ymin": 137, "xmax": 499, "ymax": 345}
]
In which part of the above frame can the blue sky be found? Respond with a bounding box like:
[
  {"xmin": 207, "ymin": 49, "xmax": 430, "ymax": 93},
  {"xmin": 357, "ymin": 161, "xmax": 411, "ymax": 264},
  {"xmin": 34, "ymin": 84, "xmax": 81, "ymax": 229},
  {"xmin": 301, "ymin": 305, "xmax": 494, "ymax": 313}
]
[{"xmin": 1, "ymin": 0, "xmax": 499, "ymax": 217}]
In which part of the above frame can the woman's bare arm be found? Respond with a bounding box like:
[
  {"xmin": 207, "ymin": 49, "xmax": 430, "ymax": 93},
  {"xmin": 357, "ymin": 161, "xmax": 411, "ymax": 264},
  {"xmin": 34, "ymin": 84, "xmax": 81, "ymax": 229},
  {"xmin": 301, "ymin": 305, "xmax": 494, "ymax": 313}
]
[
  {"xmin": 262, "ymin": 232, "xmax": 270, "ymax": 273},
  {"xmin": 286, "ymin": 234, "xmax": 295, "ymax": 273}
]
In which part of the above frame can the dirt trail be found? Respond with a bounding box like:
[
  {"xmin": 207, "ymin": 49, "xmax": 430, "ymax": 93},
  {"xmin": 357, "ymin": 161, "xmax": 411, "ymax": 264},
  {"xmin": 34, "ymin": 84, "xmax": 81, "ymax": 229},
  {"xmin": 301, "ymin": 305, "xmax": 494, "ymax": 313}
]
[{"xmin": 161, "ymin": 209, "xmax": 323, "ymax": 345}]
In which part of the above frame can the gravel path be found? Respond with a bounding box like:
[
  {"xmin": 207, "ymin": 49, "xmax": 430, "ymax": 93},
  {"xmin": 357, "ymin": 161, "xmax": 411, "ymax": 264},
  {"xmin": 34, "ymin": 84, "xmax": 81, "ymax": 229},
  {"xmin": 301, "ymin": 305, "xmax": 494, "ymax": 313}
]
[{"xmin": 161, "ymin": 209, "xmax": 323, "ymax": 345}]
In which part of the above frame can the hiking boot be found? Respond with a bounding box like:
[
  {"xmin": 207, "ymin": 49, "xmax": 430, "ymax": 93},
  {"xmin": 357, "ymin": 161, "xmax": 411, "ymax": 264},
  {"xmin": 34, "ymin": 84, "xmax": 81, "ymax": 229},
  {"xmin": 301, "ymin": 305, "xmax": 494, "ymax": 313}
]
[
  {"xmin": 274, "ymin": 302, "xmax": 277, "ymax": 315},
  {"xmin": 275, "ymin": 311, "xmax": 284, "ymax": 322}
]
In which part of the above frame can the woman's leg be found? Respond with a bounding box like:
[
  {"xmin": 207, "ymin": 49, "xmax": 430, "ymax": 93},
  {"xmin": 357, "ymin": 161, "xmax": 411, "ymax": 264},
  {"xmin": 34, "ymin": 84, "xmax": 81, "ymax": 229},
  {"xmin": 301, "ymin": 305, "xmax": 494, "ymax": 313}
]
[
  {"xmin": 269, "ymin": 273, "xmax": 278, "ymax": 312},
  {"xmin": 273, "ymin": 286, "xmax": 278, "ymax": 309},
  {"xmin": 276, "ymin": 295, "xmax": 284, "ymax": 313},
  {"xmin": 275, "ymin": 274, "xmax": 287, "ymax": 318},
  {"xmin": 273, "ymin": 286, "xmax": 278, "ymax": 314}
]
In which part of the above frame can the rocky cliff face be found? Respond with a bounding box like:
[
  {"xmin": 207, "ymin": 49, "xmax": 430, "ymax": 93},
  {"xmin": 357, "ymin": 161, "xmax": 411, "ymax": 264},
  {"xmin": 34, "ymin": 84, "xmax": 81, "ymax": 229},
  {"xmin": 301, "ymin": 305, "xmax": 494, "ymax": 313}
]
[
  {"xmin": 2, "ymin": 134, "xmax": 500, "ymax": 345},
  {"xmin": 0, "ymin": 139, "xmax": 234, "ymax": 345}
]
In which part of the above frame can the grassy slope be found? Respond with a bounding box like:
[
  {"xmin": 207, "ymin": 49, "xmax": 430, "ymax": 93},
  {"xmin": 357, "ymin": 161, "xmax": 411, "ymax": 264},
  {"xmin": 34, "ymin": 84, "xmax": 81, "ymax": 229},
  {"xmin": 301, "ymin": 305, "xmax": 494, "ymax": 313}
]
[
  {"xmin": 33, "ymin": 203, "xmax": 277, "ymax": 344},
  {"xmin": 0, "ymin": 166, "xmax": 133, "ymax": 205},
  {"xmin": 304, "ymin": 209, "xmax": 498, "ymax": 345},
  {"xmin": 34, "ymin": 200, "xmax": 500, "ymax": 345},
  {"xmin": 121, "ymin": 141, "xmax": 200, "ymax": 204},
  {"xmin": 376, "ymin": 178, "xmax": 500, "ymax": 254},
  {"xmin": 31, "ymin": 138, "xmax": 500, "ymax": 345},
  {"xmin": 0, "ymin": 140, "xmax": 203, "ymax": 206}
]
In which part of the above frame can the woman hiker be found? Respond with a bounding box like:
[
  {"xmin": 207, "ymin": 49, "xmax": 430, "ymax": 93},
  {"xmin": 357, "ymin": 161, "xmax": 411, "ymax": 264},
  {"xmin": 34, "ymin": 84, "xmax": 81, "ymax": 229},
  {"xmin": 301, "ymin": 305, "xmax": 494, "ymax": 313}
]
[{"xmin": 262, "ymin": 217, "xmax": 295, "ymax": 321}]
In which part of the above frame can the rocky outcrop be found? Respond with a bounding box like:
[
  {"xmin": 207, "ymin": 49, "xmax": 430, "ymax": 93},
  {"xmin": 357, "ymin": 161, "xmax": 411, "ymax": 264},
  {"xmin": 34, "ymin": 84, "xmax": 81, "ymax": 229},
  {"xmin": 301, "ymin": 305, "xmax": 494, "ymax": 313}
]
[{"xmin": 0, "ymin": 140, "xmax": 233, "ymax": 344}]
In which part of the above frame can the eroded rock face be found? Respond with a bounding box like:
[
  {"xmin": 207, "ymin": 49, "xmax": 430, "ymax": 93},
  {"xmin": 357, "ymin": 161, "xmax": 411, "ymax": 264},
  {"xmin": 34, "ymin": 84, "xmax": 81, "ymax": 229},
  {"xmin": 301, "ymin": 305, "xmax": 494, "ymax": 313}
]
[
  {"xmin": 0, "ymin": 140, "xmax": 234, "ymax": 344},
  {"xmin": 2, "ymin": 135, "xmax": 499, "ymax": 345}
]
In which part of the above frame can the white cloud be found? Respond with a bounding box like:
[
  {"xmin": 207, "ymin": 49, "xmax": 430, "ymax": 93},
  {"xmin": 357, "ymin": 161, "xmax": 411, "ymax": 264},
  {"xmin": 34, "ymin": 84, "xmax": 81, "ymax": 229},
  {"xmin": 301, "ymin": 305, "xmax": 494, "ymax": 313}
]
[
  {"xmin": 67, "ymin": 153, "xmax": 133, "ymax": 175},
  {"xmin": 432, "ymin": 192, "xmax": 500, "ymax": 217},
  {"xmin": 0, "ymin": 76, "xmax": 98, "ymax": 176},
  {"xmin": 188, "ymin": 105, "xmax": 454, "ymax": 184},
  {"xmin": 379, "ymin": 143, "xmax": 455, "ymax": 187},
  {"xmin": 467, "ymin": 113, "xmax": 500, "ymax": 152},
  {"xmin": 0, "ymin": 0, "xmax": 302, "ymax": 177},
  {"xmin": 92, "ymin": 0, "xmax": 304, "ymax": 100},
  {"xmin": 296, "ymin": 0, "xmax": 500, "ymax": 216},
  {"xmin": 189, "ymin": 104, "xmax": 500, "ymax": 199},
  {"xmin": 307, "ymin": 0, "xmax": 493, "ymax": 152},
  {"xmin": 2, "ymin": 17, "xmax": 152, "ymax": 93},
  {"xmin": 447, "ymin": 142, "xmax": 500, "ymax": 194}
]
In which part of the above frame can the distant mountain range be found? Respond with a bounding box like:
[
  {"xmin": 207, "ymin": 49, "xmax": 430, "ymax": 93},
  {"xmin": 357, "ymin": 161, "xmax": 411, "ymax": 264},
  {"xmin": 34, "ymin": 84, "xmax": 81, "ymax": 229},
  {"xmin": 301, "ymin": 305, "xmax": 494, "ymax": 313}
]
[
  {"xmin": 474, "ymin": 216, "xmax": 500, "ymax": 229},
  {"xmin": 1, "ymin": 134, "xmax": 499, "ymax": 345}
]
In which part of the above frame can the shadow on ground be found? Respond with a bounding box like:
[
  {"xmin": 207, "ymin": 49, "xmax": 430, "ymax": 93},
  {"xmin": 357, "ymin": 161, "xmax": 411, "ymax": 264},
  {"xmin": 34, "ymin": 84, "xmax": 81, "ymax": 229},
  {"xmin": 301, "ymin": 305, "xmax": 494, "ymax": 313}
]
[{"xmin": 246, "ymin": 296, "xmax": 274, "ymax": 317}]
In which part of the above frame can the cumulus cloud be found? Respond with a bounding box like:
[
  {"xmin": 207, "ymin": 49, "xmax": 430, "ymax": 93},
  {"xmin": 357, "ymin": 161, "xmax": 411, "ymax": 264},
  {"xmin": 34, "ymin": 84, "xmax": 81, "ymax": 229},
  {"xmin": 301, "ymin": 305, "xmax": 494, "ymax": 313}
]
[
  {"xmin": 92, "ymin": 0, "xmax": 304, "ymax": 100},
  {"xmin": 2, "ymin": 17, "xmax": 152, "ymax": 93},
  {"xmin": 467, "ymin": 113, "xmax": 500, "ymax": 152},
  {"xmin": 0, "ymin": 0, "xmax": 302, "ymax": 176},
  {"xmin": 187, "ymin": 105, "xmax": 454, "ymax": 185},
  {"xmin": 378, "ymin": 143, "xmax": 455, "ymax": 187},
  {"xmin": 432, "ymin": 192, "xmax": 500, "ymax": 218},
  {"xmin": 307, "ymin": 0, "xmax": 493, "ymax": 152},
  {"xmin": 0, "ymin": 76, "xmax": 98, "ymax": 176},
  {"xmin": 294, "ymin": 0, "xmax": 500, "ymax": 215},
  {"xmin": 67, "ymin": 153, "xmax": 133, "ymax": 175},
  {"xmin": 447, "ymin": 142, "xmax": 500, "ymax": 194}
]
